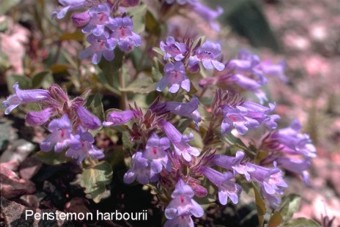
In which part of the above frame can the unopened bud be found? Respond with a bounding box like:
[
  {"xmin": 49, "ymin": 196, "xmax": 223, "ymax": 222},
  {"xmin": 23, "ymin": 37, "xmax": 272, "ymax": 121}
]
[{"xmin": 71, "ymin": 11, "xmax": 90, "ymax": 28}]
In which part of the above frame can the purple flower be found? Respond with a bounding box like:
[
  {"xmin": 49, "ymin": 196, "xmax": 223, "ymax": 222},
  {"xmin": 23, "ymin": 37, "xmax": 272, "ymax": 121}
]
[
  {"xmin": 191, "ymin": 2, "xmax": 223, "ymax": 31},
  {"xmin": 267, "ymin": 120, "xmax": 316, "ymax": 158},
  {"xmin": 211, "ymin": 151, "xmax": 257, "ymax": 180},
  {"xmin": 161, "ymin": 121, "xmax": 200, "ymax": 162},
  {"xmin": 40, "ymin": 114, "xmax": 72, "ymax": 152},
  {"xmin": 160, "ymin": 36, "xmax": 187, "ymax": 61},
  {"xmin": 75, "ymin": 105, "xmax": 101, "ymax": 130},
  {"xmin": 221, "ymin": 101, "xmax": 279, "ymax": 135},
  {"xmin": 79, "ymin": 34, "xmax": 116, "ymax": 64},
  {"xmin": 82, "ymin": 4, "xmax": 111, "ymax": 37},
  {"xmin": 156, "ymin": 62, "xmax": 190, "ymax": 93},
  {"xmin": 247, "ymin": 164, "xmax": 288, "ymax": 208},
  {"xmin": 26, "ymin": 108, "xmax": 54, "ymax": 126},
  {"xmin": 143, "ymin": 134, "xmax": 171, "ymax": 174},
  {"xmin": 164, "ymin": 97, "xmax": 201, "ymax": 125},
  {"xmin": 165, "ymin": 179, "xmax": 204, "ymax": 224},
  {"xmin": 229, "ymin": 49, "xmax": 262, "ymax": 71},
  {"xmin": 224, "ymin": 50, "xmax": 287, "ymax": 102},
  {"xmin": 124, "ymin": 135, "xmax": 170, "ymax": 184},
  {"xmin": 71, "ymin": 11, "xmax": 90, "ymax": 28},
  {"xmin": 200, "ymin": 167, "xmax": 241, "ymax": 205},
  {"xmin": 3, "ymin": 83, "xmax": 51, "ymax": 115},
  {"xmin": 261, "ymin": 120, "xmax": 316, "ymax": 182},
  {"xmin": 108, "ymin": 17, "xmax": 141, "ymax": 52},
  {"xmin": 258, "ymin": 60, "xmax": 287, "ymax": 82},
  {"xmin": 66, "ymin": 128, "xmax": 104, "ymax": 164},
  {"xmin": 164, "ymin": 215, "xmax": 194, "ymax": 227},
  {"xmin": 52, "ymin": 0, "xmax": 86, "ymax": 19},
  {"xmin": 124, "ymin": 152, "xmax": 154, "ymax": 184},
  {"xmin": 103, "ymin": 110, "xmax": 137, "ymax": 127},
  {"xmin": 189, "ymin": 41, "xmax": 225, "ymax": 71}
]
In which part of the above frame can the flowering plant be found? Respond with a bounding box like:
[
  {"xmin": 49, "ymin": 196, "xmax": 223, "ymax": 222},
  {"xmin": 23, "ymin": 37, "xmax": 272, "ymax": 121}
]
[{"xmin": 1, "ymin": 0, "xmax": 320, "ymax": 226}]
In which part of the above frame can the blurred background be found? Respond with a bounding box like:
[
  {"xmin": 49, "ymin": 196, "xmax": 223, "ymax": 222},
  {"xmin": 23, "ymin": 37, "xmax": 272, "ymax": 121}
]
[{"xmin": 0, "ymin": 0, "xmax": 340, "ymax": 226}]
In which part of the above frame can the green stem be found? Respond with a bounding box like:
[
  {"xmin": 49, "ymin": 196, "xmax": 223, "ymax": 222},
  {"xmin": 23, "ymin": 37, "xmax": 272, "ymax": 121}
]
[{"xmin": 119, "ymin": 57, "xmax": 127, "ymax": 110}]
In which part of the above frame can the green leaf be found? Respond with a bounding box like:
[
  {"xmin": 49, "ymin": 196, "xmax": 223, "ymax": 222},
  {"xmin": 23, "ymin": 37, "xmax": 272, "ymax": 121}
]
[
  {"xmin": 278, "ymin": 194, "xmax": 301, "ymax": 222},
  {"xmin": 0, "ymin": 0, "xmax": 20, "ymax": 14},
  {"xmin": 32, "ymin": 71, "xmax": 54, "ymax": 88},
  {"xmin": 187, "ymin": 129, "xmax": 203, "ymax": 149},
  {"xmin": 267, "ymin": 212, "xmax": 283, "ymax": 227},
  {"xmin": 74, "ymin": 161, "xmax": 113, "ymax": 203},
  {"xmin": 98, "ymin": 49, "xmax": 124, "ymax": 92},
  {"xmin": 86, "ymin": 93, "xmax": 104, "ymax": 121},
  {"xmin": 151, "ymin": 58, "xmax": 163, "ymax": 81},
  {"xmin": 253, "ymin": 183, "xmax": 266, "ymax": 226},
  {"xmin": 282, "ymin": 218, "xmax": 320, "ymax": 227},
  {"xmin": 222, "ymin": 133, "xmax": 256, "ymax": 157},
  {"xmin": 145, "ymin": 10, "xmax": 161, "ymax": 35},
  {"xmin": 6, "ymin": 75, "xmax": 32, "ymax": 90},
  {"xmin": 122, "ymin": 131, "xmax": 133, "ymax": 150},
  {"xmin": 128, "ymin": 4, "xmax": 147, "ymax": 34},
  {"xmin": 0, "ymin": 19, "xmax": 8, "ymax": 33},
  {"xmin": 121, "ymin": 77, "xmax": 155, "ymax": 94},
  {"xmin": 34, "ymin": 151, "xmax": 70, "ymax": 165}
]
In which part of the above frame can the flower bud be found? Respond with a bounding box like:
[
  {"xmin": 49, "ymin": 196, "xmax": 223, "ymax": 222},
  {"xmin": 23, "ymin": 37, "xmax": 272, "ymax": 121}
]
[
  {"xmin": 71, "ymin": 11, "xmax": 90, "ymax": 28},
  {"xmin": 26, "ymin": 108, "xmax": 53, "ymax": 126}
]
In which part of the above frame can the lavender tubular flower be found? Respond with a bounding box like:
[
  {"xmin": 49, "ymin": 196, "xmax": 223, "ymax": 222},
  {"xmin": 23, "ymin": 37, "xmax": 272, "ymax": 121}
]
[
  {"xmin": 66, "ymin": 128, "xmax": 104, "ymax": 164},
  {"xmin": 224, "ymin": 50, "xmax": 287, "ymax": 102},
  {"xmin": 82, "ymin": 4, "xmax": 111, "ymax": 37},
  {"xmin": 161, "ymin": 121, "xmax": 200, "ymax": 162},
  {"xmin": 191, "ymin": 2, "xmax": 223, "ymax": 31},
  {"xmin": 261, "ymin": 120, "xmax": 316, "ymax": 182},
  {"xmin": 79, "ymin": 34, "xmax": 116, "ymax": 64},
  {"xmin": 258, "ymin": 60, "xmax": 287, "ymax": 82},
  {"xmin": 108, "ymin": 17, "xmax": 141, "ymax": 52},
  {"xmin": 160, "ymin": 36, "xmax": 187, "ymax": 61},
  {"xmin": 221, "ymin": 101, "xmax": 279, "ymax": 135},
  {"xmin": 3, "ymin": 83, "xmax": 51, "ymax": 115},
  {"xmin": 189, "ymin": 41, "xmax": 225, "ymax": 72},
  {"xmin": 75, "ymin": 106, "xmax": 101, "ymax": 130},
  {"xmin": 143, "ymin": 134, "xmax": 171, "ymax": 173},
  {"xmin": 164, "ymin": 97, "xmax": 201, "ymax": 124},
  {"xmin": 200, "ymin": 167, "xmax": 241, "ymax": 205},
  {"xmin": 165, "ymin": 179, "xmax": 204, "ymax": 227},
  {"xmin": 26, "ymin": 108, "xmax": 54, "ymax": 126},
  {"xmin": 103, "ymin": 110, "xmax": 137, "ymax": 127},
  {"xmin": 156, "ymin": 62, "xmax": 190, "ymax": 93},
  {"xmin": 53, "ymin": 0, "xmax": 86, "ymax": 19},
  {"xmin": 71, "ymin": 11, "xmax": 90, "ymax": 28},
  {"xmin": 268, "ymin": 120, "xmax": 316, "ymax": 158},
  {"xmin": 247, "ymin": 163, "xmax": 288, "ymax": 208},
  {"xmin": 124, "ymin": 152, "xmax": 153, "ymax": 184},
  {"xmin": 40, "ymin": 114, "xmax": 72, "ymax": 152}
]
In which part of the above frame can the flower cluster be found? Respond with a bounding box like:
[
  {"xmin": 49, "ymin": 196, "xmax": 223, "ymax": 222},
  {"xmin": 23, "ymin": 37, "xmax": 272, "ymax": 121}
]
[
  {"xmin": 157, "ymin": 36, "xmax": 225, "ymax": 93},
  {"xmin": 3, "ymin": 83, "xmax": 103, "ymax": 164},
  {"xmin": 53, "ymin": 0, "xmax": 141, "ymax": 64},
  {"xmin": 200, "ymin": 49, "xmax": 287, "ymax": 103},
  {"xmin": 260, "ymin": 120, "xmax": 317, "ymax": 183},
  {"xmin": 97, "ymin": 34, "xmax": 315, "ymax": 225}
]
